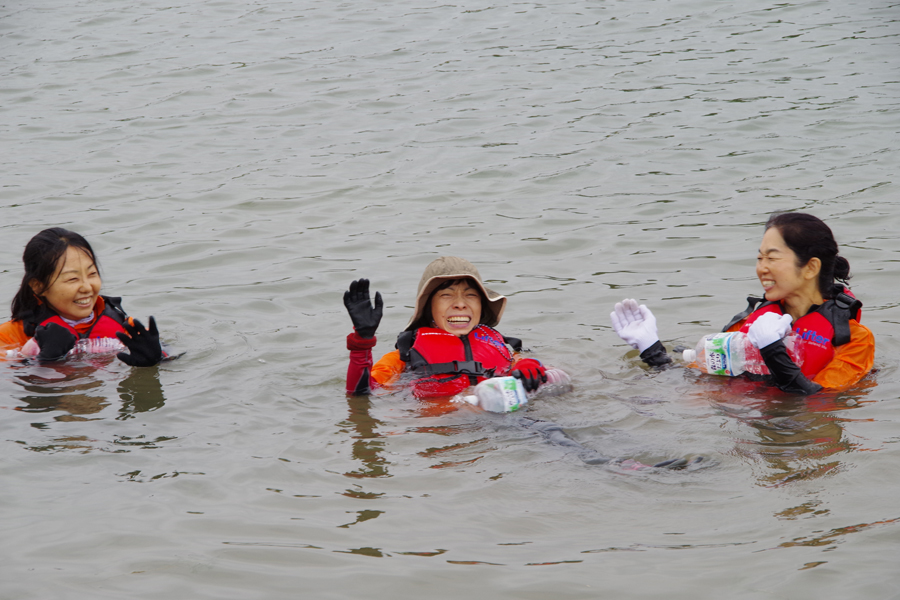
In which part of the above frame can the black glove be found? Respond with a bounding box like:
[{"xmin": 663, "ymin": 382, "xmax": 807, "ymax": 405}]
[
  {"xmin": 343, "ymin": 279, "xmax": 383, "ymax": 339},
  {"xmin": 116, "ymin": 317, "xmax": 163, "ymax": 367},
  {"xmin": 511, "ymin": 358, "xmax": 547, "ymax": 393},
  {"xmin": 760, "ymin": 339, "xmax": 823, "ymax": 395},
  {"xmin": 35, "ymin": 323, "xmax": 77, "ymax": 360}
]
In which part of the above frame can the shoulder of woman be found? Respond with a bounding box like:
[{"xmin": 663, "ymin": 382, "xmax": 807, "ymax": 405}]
[
  {"xmin": 848, "ymin": 319, "xmax": 874, "ymax": 344},
  {"xmin": 0, "ymin": 319, "xmax": 29, "ymax": 349}
]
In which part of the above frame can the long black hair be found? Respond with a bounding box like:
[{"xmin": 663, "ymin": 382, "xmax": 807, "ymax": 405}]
[
  {"xmin": 10, "ymin": 228, "xmax": 99, "ymax": 321},
  {"xmin": 765, "ymin": 212, "xmax": 850, "ymax": 297}
]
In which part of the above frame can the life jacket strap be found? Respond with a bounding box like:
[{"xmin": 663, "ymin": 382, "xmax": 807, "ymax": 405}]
[
  {"xmin": 821, "ymin": 286, "xmax": 862, "ymax": 347},
  {"xmin": 396, "ymin": 329, "xmax": 415, "ymax": 363},
  {"xmin": 423, "ymin": 360, "xmax": 493, "ymax": 378},
  {"xmin": 722, "ymin": 296, "xmax": 765, "ymax": 332}
]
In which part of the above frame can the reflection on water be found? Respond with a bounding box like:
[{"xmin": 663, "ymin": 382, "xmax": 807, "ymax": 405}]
[
  {"xmin": 771, "ymin": 517, "xmax": 900, "ymax": 551},
  {"xmin": 116, "ymin": 367, "xmax": 167, "ymax": 419},
  {"xmin": 709, "ymin": 378, "xmax": 878, "ymax": 487},
  {"xmin": 337, "ymin": 509, "xmax": 384, "ymax": 529},
  {"xmin": 7, "ymin": 357, "xmax": 167, "ymax": 450},
  {"xmin": 340, "ymin": 392, "xmax": 389, "ymax": 479}
]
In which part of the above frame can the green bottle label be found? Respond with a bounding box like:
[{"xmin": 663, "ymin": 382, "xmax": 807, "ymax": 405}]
[{"xmin": 704, "ymin": 333, "xmax": 738, "ymax": 377}]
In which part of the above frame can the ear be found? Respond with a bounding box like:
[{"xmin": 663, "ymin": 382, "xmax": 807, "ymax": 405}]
[
  {"xmin": 29, "ymin": 279, "xmax": 43, "ymax": 296},
  {"xmin": 803, "ymin": 257, "xmax": 822, "ymax": 281}
]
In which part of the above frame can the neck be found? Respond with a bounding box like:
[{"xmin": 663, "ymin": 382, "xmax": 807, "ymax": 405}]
[{"xmin": 781, "ymin": 287, "xmax": 825, "ymax": 321}]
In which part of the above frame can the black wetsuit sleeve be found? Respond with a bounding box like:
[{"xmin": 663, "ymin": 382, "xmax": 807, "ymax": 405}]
[
  {"xmin": 639, "ymin": 340, "xmax": 673, "ymax": 368},
  {"xmin": 759, "ymin": 339, "xmax": 823, "ymax": 395}
]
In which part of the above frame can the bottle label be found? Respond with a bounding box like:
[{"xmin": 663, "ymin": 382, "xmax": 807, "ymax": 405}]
[
  {"xmin": 703, "ymin": 333, "xmax": 738, "ymax": 376},
  {"xmin": 498, "ymin": 377, "xmax": 526, "ymax": 412}
]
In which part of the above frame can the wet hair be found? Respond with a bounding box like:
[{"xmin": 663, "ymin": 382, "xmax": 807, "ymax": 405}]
[
  {"xmin": 10, "ymin": 228, "xmax": 99, "ymax": 321},
  {"xmin": 412, "ymin": 278, "xmax": 491, "ymax": 330},
  {"xmin": 765, "ymin": 212, "xmax": 850, "ymax": 296}
]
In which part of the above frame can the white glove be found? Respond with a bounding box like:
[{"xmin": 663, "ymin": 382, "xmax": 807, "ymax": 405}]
[
  {"xmin": 747, "ymin": 312, "xmax": 793, "ymax": 349},
  {"xmin": 610, "ymin": 299, "xmax": 660, "ymax": 353}
]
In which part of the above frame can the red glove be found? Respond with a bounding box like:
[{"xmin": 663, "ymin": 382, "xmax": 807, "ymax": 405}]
[{"xmin": 511, "ymin": 358, "xmax": 546, "ymax": 392}]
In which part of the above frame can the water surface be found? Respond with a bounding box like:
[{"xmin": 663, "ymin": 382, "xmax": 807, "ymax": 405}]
[{"xmin": 2, "ymin": 0, "xmax": 899, "ymax": 597}]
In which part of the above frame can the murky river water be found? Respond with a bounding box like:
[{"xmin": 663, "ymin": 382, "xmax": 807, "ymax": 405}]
[{"xmin": 2, "ymin": 0, "xmax": 899, "ymax": 597}]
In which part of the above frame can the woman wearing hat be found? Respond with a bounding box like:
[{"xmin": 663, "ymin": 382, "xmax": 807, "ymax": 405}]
[{"xmin": 343, "ymin": 257, "xmax": 547, "ymax": 398}]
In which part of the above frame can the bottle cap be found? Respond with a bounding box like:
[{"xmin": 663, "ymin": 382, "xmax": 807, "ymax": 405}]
[{"xmin": 682, "ymin": 349, "xmax": 696, "ymax": 363}]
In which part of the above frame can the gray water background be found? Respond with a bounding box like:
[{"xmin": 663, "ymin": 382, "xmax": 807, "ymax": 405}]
[{"xmin": 2, "ymin": 0, "xmax": 900, "ymax": 597}]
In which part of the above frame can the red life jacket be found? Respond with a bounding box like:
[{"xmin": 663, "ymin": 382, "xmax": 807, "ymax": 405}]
[
  {"xmin": 398, "ymin": 325, "xmax": 516, "ymax": 398},
  {"xmin": 23, "ymin": 296, "xmax": 128, "ymax": 340},
  {"xmin": 730, "ymin": 287, "xmax": 862, "ymax": 379}
]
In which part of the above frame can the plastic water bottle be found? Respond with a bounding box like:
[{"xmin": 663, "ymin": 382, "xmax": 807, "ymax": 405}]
[
  {"xmin": 7, "ymin": 337, "xmax": 125, "ymax": 360},
  {"xmin": 67, "ymin": 338, "xmax": 125, "ymax": 356},
  {"xmin": 682, "ymin": 331, "xmax": 803, "ymax": 376},
  {"xmin": 530, "ymin": 367, "xmax": 574, "ymax": 399},
  {"xmin": 459, "ymin": 376, "xmax": 529, "ymax": 413},
  {"xmin": 456, "ymin": 368, "xmax": 574, "ymax": 412}
]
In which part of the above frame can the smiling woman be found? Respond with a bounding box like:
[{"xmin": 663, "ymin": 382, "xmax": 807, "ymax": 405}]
[
  {"xmin": 343, "ymin": 256, "xmax": 547, "ymax": 400},
  {"xmin": 611, "ymin": 213, "xmax": 875, "ymax": 395},
  {"xmin": 0, "ymin": 227, "xmax": 167, "ymax": 366}
]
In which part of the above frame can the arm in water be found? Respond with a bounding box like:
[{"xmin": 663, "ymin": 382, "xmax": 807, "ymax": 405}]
[{"xmin": 524, "ymin": 418, "xmax": 705, "ymax": 471}]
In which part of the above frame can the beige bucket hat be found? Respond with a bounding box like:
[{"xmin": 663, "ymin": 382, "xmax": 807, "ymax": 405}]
[{"xmin": 405, "ymin": 256, "xmax": 507, "ymax": 331}]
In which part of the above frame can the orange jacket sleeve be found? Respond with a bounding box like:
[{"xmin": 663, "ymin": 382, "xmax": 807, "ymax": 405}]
[
  {"xmin": 371, "ymin": 349, "xmax": 406, "ymax": 386},
  {"xmin": 0, "ymin": 320, "xmax": 29, "ymax": 354},
  {"xmin": 812, "ymin": 320, "xmax": 875, "ymax": 389}
]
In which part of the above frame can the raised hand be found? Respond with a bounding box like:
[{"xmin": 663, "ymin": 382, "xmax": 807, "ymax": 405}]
[
  {"xmin": 343, "ymin": 279, "xmax": 383, "ymax": 339},
  {"xmin": 116, "ymin": 316, "xmax": 163, "ymax": 367},
  {"xmin": 610, "ymin": 298, "xmax": 660, "ymax": 353}
]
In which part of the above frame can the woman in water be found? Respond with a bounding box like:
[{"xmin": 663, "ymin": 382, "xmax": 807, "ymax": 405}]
[
  {"xmin": 343, "ymin": 256, "xmax": 547, "ymax": 398},
  {"xmin": 611, "ymin": 212, "xmax": 874, "ymax": 395},
  {"xmin": 344, "ymin": 256, "xmax": 704, "ymax": 470},
  {"xmin": 0, "ymin": 227, "xmax": 166, "ymax": 366}
]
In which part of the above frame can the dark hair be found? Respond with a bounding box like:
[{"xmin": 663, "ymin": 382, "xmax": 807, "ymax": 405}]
[
  {"xmin": 765, "ymin": 212, "xmax": 850, "ymax": 296},
  {"xmin": 11, "ymin": 228, "xmax": 99, "ymax": 321},
  {"xmin": 412, "ymin": 278, "xmax": 491, "ymax": 330}
]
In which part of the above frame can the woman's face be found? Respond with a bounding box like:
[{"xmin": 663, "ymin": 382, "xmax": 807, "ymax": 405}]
[
  {"xmin": 32, "ymin": 246, "xmax": 102, "ymax": 322},
  {"xmin": 430, "ymin": 279, "xmax": 482, "ymax": 336},
  {"xmin": 756, "ymin": 227, "xmax": 815, "ymax": 302}
]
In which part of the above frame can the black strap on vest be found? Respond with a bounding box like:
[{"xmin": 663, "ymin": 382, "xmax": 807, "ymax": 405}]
[
  {"xmin": 722, "ymin": 296, "xmax": 768, "ymax": 332},
  {"xmin": 423, "ymin": 360, "xmax": 494, "ymax": 378},
  {"xmin": 817, "ymin": 286, "xmax": 862, "ymax": 347},
  {"xmin": 102, "ymin": 296, "xmax": 128, "ymax": 325},
  {"xmin": 503, "ymin": 335, "xmax": 523, "ymax": 353},
  {"xmin": 396, "ymin": 330, "xmax": 415, "ymax": 363}
]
